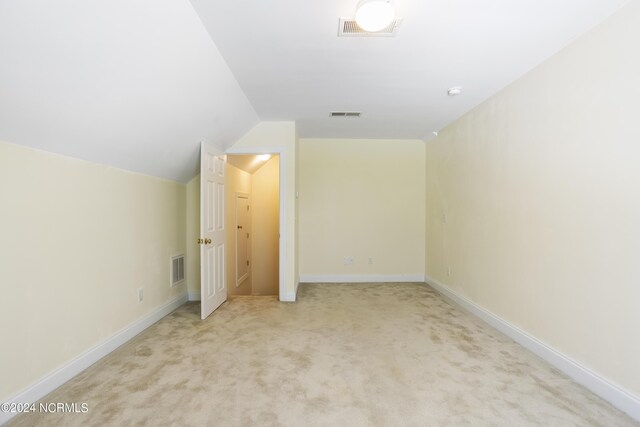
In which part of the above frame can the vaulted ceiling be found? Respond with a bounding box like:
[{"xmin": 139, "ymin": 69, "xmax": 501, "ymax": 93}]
[
  {"xmin": 0, "ymin": 0, "xmax": 258, "ymax": 182},
  {"xmin": 191, "ymin": 0, "xmax": 628, "ymax": 140},
  {"xmin": 0, "ymin": 0, "xmax": 630, "ymax": 182}
]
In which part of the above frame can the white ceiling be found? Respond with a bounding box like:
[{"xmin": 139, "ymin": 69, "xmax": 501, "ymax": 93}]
[
  {"xmin": 0, "ymin": 0, "xmax": 258, "ymax": 182},
  {"xmin": 190, "ymin": 0, "xmax": 629, "ymax": 140},
  {"xmin": 0, "ymin": 0, "xmax": 630, "ymax": 182}
]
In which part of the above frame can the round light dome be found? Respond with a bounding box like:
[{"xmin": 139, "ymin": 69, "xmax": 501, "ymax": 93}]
[{"xmin": 355, "ymin": 0, "xmax": 395, "ymax": 32}]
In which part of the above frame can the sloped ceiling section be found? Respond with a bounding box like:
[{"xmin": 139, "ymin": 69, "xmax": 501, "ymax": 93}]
[
  {"xmin": 0, "ymin": 0, "xmax": 258, "ymax": 183},
  {"xmin": 190, "ymin": 0, "xmax": 629, "ymax": 141}
]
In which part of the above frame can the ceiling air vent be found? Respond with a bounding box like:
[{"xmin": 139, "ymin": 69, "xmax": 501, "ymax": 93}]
[
  {"xmin": 330, "ymin": 111, "xmax": 361, "ymax": 118},
  {"xmin": 338, "ymin": 18, "xmax": 402, "ymax": 37}
]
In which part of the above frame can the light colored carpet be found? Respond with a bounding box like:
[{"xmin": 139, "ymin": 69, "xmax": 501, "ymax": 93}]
[{"xmin": 7, "ymin": 283, "xmax": 637, "ymax": 426}]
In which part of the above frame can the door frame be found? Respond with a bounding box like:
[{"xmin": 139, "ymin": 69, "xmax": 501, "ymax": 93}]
[{"xmin": 225, "ymin": 147, "xmax": 286, "ymax": 301}]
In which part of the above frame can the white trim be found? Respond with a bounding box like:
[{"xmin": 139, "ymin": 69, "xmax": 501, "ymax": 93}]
[
  {"xmin": 280, "ymin": 291, "xmax": 297, "ymax": 302},
  {"xmin": 299, "ymin": 274, "xmax": 425, "ymax": 283},
  {"xmin": 0, "ymin": 293, "xmax": 188, "ymax": 426},
  {"xmin": 280, "ymin": 277, "xmax": 300, "ymax": 303},
  {"xmin": 425, "ymin": 275, "xmax": 640, "ymax": 422},
  {"xmin": 225, "ymin": 147, "xmax": 287, "ymax": 303},
  {"xmin": 188, "ymin": 291, "xmax": 201, "ymax": 301}
]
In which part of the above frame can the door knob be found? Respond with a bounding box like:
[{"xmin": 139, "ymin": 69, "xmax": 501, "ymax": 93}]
[
  {"xmin": 197, "ymin": 238, "xmax": 212, "ymax": 245},
  {"xmin": 205, "ymin": 238, "xmax": 212, "ymax": 244},
  {"xmin": 237, "ymin": 225, "xmax": 243, "ymax": 229}
]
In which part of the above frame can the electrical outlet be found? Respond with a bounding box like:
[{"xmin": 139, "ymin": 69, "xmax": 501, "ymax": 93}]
[
  {"xmin": 368, "ymin": 257, "xmax": 374, "ymax": 265},
  {"xmin": 343, "ymin": 256, "xmax": 354, "ymax": 265},
  {"xmin": 447, "ymin": 267, "xmax": 451, "ymax": 277},
  {"xmin": 137, "ymin": 288, "xmax": 144, "ymax": 303}
]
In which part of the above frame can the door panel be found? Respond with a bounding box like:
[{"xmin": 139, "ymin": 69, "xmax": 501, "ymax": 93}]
[{"xmin": 200, "ymin": 142, "xmax": 227, "ymax": 320}]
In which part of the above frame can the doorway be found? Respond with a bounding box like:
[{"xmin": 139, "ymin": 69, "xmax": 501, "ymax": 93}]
[
  {"xmin": 235, "ymin": 193, "xmax": 250, "ymax": 288},
  {"xmin": 226, "ymin": 154, "xmax": 280, "ymax": 297}
]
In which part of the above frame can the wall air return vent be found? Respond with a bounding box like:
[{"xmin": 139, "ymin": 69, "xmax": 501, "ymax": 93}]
[
  {"xmin": 170, "ymin": 254, "xmax": 185, "ymax": 287},
  {"xmin": 338, "ymin": 18, "xmax": 402, "ymax": 37},
  {"xmin": 330, "ymin": 111, "xmax": 361, "ymax": 117}
]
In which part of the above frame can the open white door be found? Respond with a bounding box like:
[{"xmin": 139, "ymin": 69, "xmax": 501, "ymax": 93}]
[{"xmin": 200, "ymin": 142, "xmax": 227, "ymax": 319}]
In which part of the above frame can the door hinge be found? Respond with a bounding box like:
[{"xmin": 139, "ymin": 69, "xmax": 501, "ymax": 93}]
[
  {"xmin": 247, "ymin": 232, "xmax": 249, "ymax": 239},
  {"xmin": 246, "ymin": 260, "xmax": 250, "ymax": 266}
]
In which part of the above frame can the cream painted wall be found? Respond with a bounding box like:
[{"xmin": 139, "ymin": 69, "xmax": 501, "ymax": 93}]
[
  {"xmin": 425, "ymin": 1, "xmax": 640, "ymax": 396},
  {"xmin": 225, "ymin": 163, "xmax": 252, "ymax": 296},
  {"xmin": 227, "ymin": 122, "xmax": 298, "ymax": 301},
  {"xmin": 251, "ymin": 156, "xmax": 280, "ymax": 295},
  {"xmin": 186, "ymin": 174, "xmax": 200, "ymax": 299},
  {"xmin": 299, "ymin": 139, "xmax": 425, "ymax": 278},
  {"xmin": 0, "ymin": 141, "xmax": 186, "ymax": 403}
]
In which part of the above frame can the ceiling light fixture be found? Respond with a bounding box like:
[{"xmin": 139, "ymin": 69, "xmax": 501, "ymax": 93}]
[
  {"xmin": 447, "ymin": 86, "xmax": 463, "ymax": 96},
  {"xmin": 355, "ymin": 0, "xmax": 395, "ymax": 32},
  {"xmin": 258, "ymin": 154, "xmax": 271, "ymax": 162}
]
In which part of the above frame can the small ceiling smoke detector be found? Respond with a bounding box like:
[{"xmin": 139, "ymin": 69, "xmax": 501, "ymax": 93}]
[
  {"xmin": 447, "ymin": 86, "xmax": 463, "ymax": 96},
  {"xmin": 432, "ymin": 131, "xmax": 439, "ymax": 136},
  {"xmin": 330, "ymin": 111, "xmax": 361, "ymax": 117}
]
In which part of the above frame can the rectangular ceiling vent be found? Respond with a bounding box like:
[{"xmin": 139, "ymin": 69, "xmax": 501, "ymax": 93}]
[
  {"xmin": 170, "ymin": 254, "xmax": 185, "ymax": 287},
  {"xmin": 338, "ymin": 18, "xmax": 402, "ymax": 37},
  {"xmin": 330, "ymin": 111, "xmax": 361, "ymax": 118}
]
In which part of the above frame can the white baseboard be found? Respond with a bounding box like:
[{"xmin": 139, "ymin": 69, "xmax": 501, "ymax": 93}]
[
  {"xmin": 0, "ymin": 293, "xmax": 188, "ymax": 426},
  {"xmin": 188, "ymin": 291, "xmax": 201, "ymax": 301},
  {"xmin": 299, "ymin": 274, "xmax": 425, "ymax": 283},
  {"xmin": 425, "ymin": 275, "xmax": 640, "ymax": 422}
]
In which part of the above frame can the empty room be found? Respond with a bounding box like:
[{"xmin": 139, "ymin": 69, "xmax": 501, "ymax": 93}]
[{"xmin": 1, "ymin": 0, "xmax": 638, "ymax": 426}]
